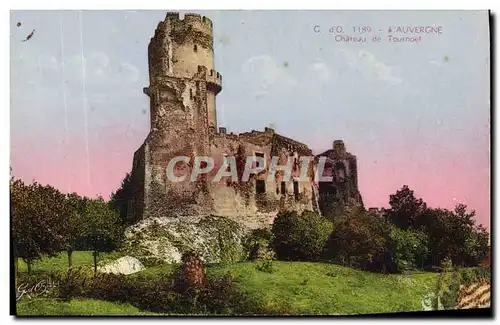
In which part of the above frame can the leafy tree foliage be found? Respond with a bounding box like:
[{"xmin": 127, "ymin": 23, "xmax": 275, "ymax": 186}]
[
  {"xmin": 62, "ymin": 193, "xmax": 89, "ymax": 267},
  {"xmin": 464, "ymin": 224, "xmax": 489, "ymax": 266},
  {"xmin": 417, "ymin": 205, "xmax": 489, "ymax": 268},
  {"xmin": 109, "ymin": 172, "xmax": 138, "ymax": 226},
  {"xmin": 390, "ymin": 227, "xmax": 429, "ymax": 272},
  {"xmin": 388, "ymin": 185, "xmax": 427, "ymax": 229},
  {"xmin": 324, "ymin": 205, "xmax": 396, "ymax": 273},
  {"xmin": 271, "ymin": 210, "xmax": 332, "ymax": 261},
  {"xmin": 11, "ymin": 178, "xmax": 68, "ymax": 274},
  {"xmin": 386, "ymin": 185, "xmax": 489, "ymax": 269},
  {"xmin": 80, "ymin": 197, "xmax": 124, "ymax": 273}
]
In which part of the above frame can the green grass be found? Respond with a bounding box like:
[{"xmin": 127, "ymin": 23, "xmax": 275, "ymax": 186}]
[
  {"xmin": 15, "ymin": 252, "xmax": 440, "ymax": 315},
  {"xmin": 17, "ymin": 251, "xmax": 123, "ymax": 275},
  {"xmin": 16, "ymin": 298, "xmax": 160, "ymax": 316},
  {"xmin": 138, "ymin": 260, "xmax": 439, "ymax": 315},
  {"xmin": 129, "ymin": 263, "xmax": 177, "ymax": 279}
]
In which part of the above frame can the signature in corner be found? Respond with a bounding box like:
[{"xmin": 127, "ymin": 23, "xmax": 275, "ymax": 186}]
[{"xmin": 16, "ymin": 279, "xmax": 59, "ymax": 301}]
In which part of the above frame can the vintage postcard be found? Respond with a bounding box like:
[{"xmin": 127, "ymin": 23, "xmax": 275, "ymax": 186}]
[{"xmin": 10, "ymin": 9, "xmax": 491, "ymax": 317}]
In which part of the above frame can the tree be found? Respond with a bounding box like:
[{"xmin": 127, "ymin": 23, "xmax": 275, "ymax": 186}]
[
  {"xmin": 81, "ymin": 197, "xmax": 124, "ymax": 274},
  {"xmin": 324, "ymin": 205, "xmax": 396, "ymax": 273},
  {"xmin": 418, "ymin": 205, "xmax": 489, "ymax": 268},
  {"xmin": 271, "ymin": 210, "xmax": 332, "ymax": 261},
  {"xmin": 463, "ymin": 224, "xmax": 489, "ymax": 266},
  {"xmin": 390, "ymin": 227, "xmax": 429, "ymax": 272},
  {"xmin": 62, "ymin": 193, "xmax": 88, "ymax": 268},
  {"xmin": 388, "ymin": 185, "xmax": 427, "ymax": 229},
  {"xmin": 109, "ymin": 172, "xmax": 137, "ymax": 226},
  {"xmin": 11, "ymin": 178, "xmax": 68, "ymax": 274}
]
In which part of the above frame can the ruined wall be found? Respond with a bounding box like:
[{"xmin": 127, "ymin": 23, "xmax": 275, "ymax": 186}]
[
  {"xmin": 316, "ymin": 140, "xmax": 363, "ymax": 219},
  {"xmin": 205, "ymin": 128, "xmax": 315, "ymax": 227}
]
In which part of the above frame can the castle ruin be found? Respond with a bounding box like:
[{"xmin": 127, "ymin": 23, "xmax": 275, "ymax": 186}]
[{"xmin": 129, "ymin": 12, "xmax": 362, "ymax": 228}]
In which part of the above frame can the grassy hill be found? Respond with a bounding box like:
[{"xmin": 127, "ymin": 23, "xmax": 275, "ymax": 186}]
[
  {"xmin": 141, "ymin": 261, "xmax": 437, "ymax": 315},
  {"xmin": 15, "ymin": 251, "xmax": 439, "ymax": 316},
  {"xmin": 17, "ymin": 298, "xmax": 160, "ymax": 316}
]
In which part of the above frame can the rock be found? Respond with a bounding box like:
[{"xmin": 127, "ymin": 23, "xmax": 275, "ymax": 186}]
[
  {"xmin": 98, "ymin": 256, "xmax": 145, "ymax": 275},
  {"xmin": 123, "ymin": 215, "xmax": 251, "ymax": 265}
]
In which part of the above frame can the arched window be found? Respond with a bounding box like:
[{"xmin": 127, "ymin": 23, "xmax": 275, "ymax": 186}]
[{"xmin": 193, "ymin": 44, "xmax": 198, "ymax": 52}]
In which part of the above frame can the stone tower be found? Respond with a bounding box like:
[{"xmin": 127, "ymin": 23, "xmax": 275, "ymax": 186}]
[
  {"xmin": 315, "ymin": 140, "xmax": 363, "ymax": 219},
  {"xmin": 131, "ymin": 12, "xmax": 223, "ymax": 220},
  {"xmin": 146, "ymin": 12, "xmax": 222, "ymax": 135}
]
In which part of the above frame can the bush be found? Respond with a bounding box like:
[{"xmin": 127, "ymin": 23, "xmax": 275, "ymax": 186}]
[
  {"xmin": 84, "ymin": 273, "xmax": 130, "ymax": 302},
  {"xmin": 271, "ymin": 210, "xmax": 332, "ymax": 261},
  {"xmin": 169, "ymin": 252, "xmax": 253, "ymax": 314},
  {"xmin": 390, "ymin": 227, "xmax": 429, "ymax": 272},
  {"xmin": 199, "ymin": 273, "xmax": 254, "ymax": 315},
  {"xmin": 324, "ymin": 206, "xmax": 396, "ymax": 273},
  {"xmin": 244, "ymin": 228, "xmax": 276, "ymax": 261},
  {"xmin": 56, "ymin": 252, "xmax": 254, "ymax": 315},
  {"xmin": 57, "ymin": 267, "xmax": 91, "ymax": 301},
  {"xmin": 255, "ymin": 260, "xmax": 276, "ymax": 274}
]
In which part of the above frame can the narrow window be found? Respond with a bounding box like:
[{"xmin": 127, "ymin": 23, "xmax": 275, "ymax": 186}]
[
  {"xmin": 281, "ymin": 181, "xmax": 286, "ymax": 195},
  {"xmin": 222, "ymin": 154, "xmax": 230, "ymax": 186},
  {"xmin": 254, "ymin": 152, "xmax": 265, "ymax": 169},
  {"xmin": 256, "ymin": 179, "xmax": 266, "ymax": 194},
  {"xmin": 190, "ymin": 89, "xmax": 193, "ymax": 99},
  {"xmin": 193, "ymin": 44, "xmax": 198, "ymax": 52},
  {"xmin": 293, "ymin": 181, "xmax": 299, "ymax": 200}
]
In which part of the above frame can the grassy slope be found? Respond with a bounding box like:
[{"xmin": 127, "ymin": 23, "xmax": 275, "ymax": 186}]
[
  {"xmin": 143, "ymin": 261, "xmax": 439, "ymax": 315},
  {"xmin": 15, "ymin": 252, "xmax": 439, "ymax": 315},
  {"xmin": 16, "ymin": 298, "xmax": 159, "ymax": 316},
  {"xmin": 219, "ymin": 262, "xmax": 437, "ymax": 315}
]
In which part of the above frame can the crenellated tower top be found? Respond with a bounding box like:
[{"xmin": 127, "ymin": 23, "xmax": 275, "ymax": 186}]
[
  {"xmin": 146, "ymin": 12, "xmax": 222, "ymax": 133},
  {"xmin": 148, "ymin": 12, "xmax": 217, "ymax": 81}
]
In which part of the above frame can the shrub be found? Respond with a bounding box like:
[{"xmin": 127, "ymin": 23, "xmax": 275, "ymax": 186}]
[
  {"xmin": 243, "ymin": 228, "xmax": 276, "ymax": 261},
  {"xmin": 255, "ymin": 260, "xmax": 276, "ymax": 274},
  {"xmin": 244, "ymin": 228, "xmax": 276, "ymax": 261},
  {"xmin": 83, "ymin": 273, "xmax": 130, "ymax": 302},
  {"xmin": 324, "ymin": 206, "xmax": 395, "ymax": 272},
  {"xmin": 167, "ymin": 253, "xmax": 254, "ymax": 315},
  {"xmin": 55, "ymin": 252, "xmax": 257, "ymax": 315},
  {"xmin": 199, "ymin": 273, "xmax": 253, "ymax": 315},
  {"xmin": 57, "ymin": 267, "xmax": 92, "ymax": 301},
  {"xmin": 433, "ymin": 258, "xmax": 461, "ymax": 309},
  {"xmin": 458, "ymin": 266, "xmax": 491, "ymax": 286},
  {"xmin": 271, "ymin": 210, "xmax": 332, "ymax": 261},
  {"xmin": 248, "ymin": 241, "xmax": 276, "ymax": 261}
]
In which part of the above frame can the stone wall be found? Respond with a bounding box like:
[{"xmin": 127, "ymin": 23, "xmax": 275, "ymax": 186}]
[{"xmin": 204, "ymin": 128, "xmax": 315, "ymax": 226}]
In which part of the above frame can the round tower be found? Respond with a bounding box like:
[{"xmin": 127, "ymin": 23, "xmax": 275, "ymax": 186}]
[{"xmin": 147, "ymin": 12, "xmax": 222, "ymax": 131}]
